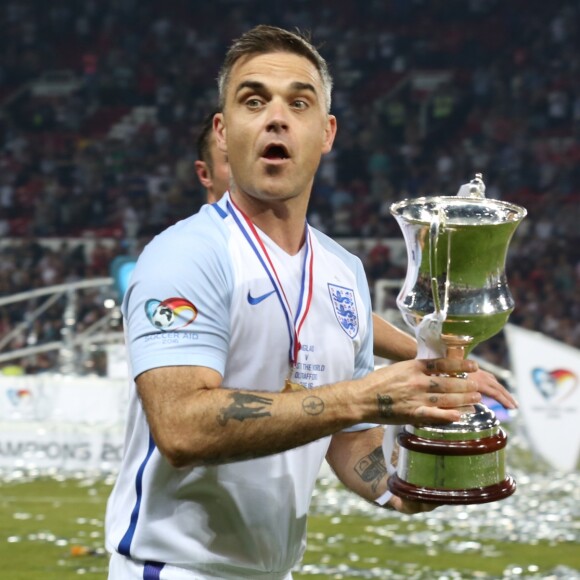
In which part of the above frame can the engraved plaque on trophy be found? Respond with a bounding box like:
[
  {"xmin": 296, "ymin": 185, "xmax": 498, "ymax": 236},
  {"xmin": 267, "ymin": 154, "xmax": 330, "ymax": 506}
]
[{"xmin": 388, "ymin": 174, "xmax": 526, "ymax": 504}]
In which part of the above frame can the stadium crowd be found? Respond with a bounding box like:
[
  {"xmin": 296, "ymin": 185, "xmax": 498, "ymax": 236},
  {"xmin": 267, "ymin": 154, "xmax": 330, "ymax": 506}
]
[{"xmin": 0, "ymin": 0, "xmax": 579, "ymax": 374}]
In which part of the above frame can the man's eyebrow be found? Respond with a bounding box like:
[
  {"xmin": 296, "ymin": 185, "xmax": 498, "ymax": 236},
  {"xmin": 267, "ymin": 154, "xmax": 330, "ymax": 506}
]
[
  {"xmin": 234, "ymin": 80, "xmax": 318, "ymax": 97},
  {"xmin": 235, "ymin": 80, "xmax": 267, "ymax": 96},
  {"xmin": 290, "ymin": 81, "xmax": 317, "ymax": 95}
]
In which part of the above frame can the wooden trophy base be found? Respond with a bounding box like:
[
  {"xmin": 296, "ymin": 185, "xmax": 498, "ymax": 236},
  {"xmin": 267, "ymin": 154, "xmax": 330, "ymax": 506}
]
[
  {"xmin": 387, "ymin": 404, "xmax": 517, "ymax": 505},
  {"xmin": 388, "ymin": 473, "xmax": 516, "ymax": 505}
]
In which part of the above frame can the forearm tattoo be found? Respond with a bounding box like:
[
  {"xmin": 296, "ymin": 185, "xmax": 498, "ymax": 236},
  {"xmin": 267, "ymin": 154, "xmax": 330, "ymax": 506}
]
[
  {"xmin": 354, "ymin": 446, "xmax": 387, "ymax": 493},
  {"xmin": 302, "ymin": 395, "xmax": 324, "ymax": 415},
  {"xmin": 377, "ymin": 393, "xmax": 394, "ymax": 418},
  {"xmin": 217, "ymin": 392, "xmax": 273, "ymax": 426}
]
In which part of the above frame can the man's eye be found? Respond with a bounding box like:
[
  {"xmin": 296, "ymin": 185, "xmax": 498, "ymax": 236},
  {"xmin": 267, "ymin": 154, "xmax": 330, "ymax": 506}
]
[
  {"xmin": 292, "ymin": 100, "xmax": 308, "ymax": 110},
  {"xmin": 246, "ymin": 98, "xmax": 263, "ymax": 109}
]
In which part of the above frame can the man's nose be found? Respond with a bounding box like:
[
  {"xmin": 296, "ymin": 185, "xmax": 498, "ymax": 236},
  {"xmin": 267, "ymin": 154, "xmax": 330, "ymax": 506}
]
[{"xmin": 265, "ymin": 101, "xmax": 289, "ymax": 132}]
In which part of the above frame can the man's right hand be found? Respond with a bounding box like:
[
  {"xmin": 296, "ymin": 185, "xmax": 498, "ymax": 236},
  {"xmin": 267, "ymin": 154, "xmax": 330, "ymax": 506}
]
[{"xmin": 354, "ymin": 358, "xmax": 482, "ymax": 426}]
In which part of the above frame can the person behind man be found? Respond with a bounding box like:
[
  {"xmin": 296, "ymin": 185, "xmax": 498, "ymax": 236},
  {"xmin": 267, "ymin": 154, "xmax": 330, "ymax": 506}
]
[
  {"xmin": 106, "ymin": 25, "xmax": 513, "ymax": 580},
  {"xmin": 194, "ymin": 110, "xmax": 230, "ymax": 203}
]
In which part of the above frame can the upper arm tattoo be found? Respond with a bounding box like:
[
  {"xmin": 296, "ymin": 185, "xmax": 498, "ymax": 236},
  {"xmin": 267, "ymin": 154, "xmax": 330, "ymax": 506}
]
[
  {"xmin": 354, "ymin": 446, "xmax": 387, "ymax": 493},
  {"xmin": 217, "ymin": 392, "xmax": 273, "ymax": 426}
]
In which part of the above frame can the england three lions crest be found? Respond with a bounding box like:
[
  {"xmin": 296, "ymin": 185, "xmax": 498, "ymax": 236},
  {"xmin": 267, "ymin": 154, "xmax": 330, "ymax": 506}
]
[{"xmin": 328, "ymin": 284, "xmax": 359, "ymax": 338}]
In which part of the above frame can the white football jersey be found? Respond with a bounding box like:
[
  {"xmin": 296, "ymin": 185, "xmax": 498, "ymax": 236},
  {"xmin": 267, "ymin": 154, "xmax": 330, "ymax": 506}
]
[{"xmin": 105, "ymin": 192, "xmax": 374, "ymax": 579}]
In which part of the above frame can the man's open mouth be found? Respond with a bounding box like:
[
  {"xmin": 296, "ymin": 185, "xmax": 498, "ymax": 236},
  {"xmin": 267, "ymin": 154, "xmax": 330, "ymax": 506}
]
[{"xmin": 262, "ymin": 144, "xmax": 290, "ymax": 160}]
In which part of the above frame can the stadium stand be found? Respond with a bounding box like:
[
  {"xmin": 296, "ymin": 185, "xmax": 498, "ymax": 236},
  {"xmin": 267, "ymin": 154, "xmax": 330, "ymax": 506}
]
[{"xmin": 1, "ymin": 0, "xmax": 579, "ymax": 374}]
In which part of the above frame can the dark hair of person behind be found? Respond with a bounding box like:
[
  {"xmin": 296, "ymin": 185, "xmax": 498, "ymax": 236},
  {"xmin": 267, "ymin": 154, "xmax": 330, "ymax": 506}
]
[{"xmin": 196, "ymin": 110, "xmax": 219, "ymax": 170}]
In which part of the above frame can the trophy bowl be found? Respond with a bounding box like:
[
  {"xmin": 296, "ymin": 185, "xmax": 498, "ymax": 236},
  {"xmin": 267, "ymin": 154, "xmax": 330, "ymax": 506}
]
[{"xmin": 387, "ymin": 175, "xmax": 526, "ymax": 504}]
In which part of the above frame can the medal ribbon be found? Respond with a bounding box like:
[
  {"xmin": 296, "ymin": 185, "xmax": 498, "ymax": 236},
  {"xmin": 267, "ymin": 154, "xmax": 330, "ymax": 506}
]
[{"xmin": 227, "ymin": 196, "xmax": 314, "ymax": 365}]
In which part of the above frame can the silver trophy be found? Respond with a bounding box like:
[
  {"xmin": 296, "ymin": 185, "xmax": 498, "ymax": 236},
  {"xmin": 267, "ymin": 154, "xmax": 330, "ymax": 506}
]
[{"xmin": 388, "ymin": 174, "xmax": 526, "ymax": 504}]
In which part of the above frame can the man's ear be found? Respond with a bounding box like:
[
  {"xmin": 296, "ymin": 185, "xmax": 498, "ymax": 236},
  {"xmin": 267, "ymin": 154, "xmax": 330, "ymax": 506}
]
[
  {"xmin": 194, "ymin": 160, "xmax": 212, "ymax": 189},
  {"xmin": 214, "ymin": 113, "xmax": 227, "ymax": 153},
  {"xmin": 322, "ymin": 114, "xmax": 337, "ymax": 155}
]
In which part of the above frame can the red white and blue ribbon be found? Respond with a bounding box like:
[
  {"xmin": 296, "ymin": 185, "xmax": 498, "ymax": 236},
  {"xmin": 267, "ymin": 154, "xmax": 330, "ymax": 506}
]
[{"xmin": 227, "ymin": 197, "xmax": 314, "ymax": 365}]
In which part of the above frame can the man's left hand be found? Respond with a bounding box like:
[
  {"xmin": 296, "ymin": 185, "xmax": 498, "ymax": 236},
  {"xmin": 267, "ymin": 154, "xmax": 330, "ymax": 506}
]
[
  {"xmin": 384, "ymin": 495, "xmax": 440, "ymax": 514},
  {"xmin": 470, "ymin": 368, "xmax": 517, "ymax": 410}
]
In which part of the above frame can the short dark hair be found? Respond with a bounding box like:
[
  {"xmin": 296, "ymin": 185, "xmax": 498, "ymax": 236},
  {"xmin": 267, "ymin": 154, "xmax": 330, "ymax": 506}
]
[
  {"xmin": 196, "ymin": 110, "xmax": 218, "ymax": 170},
  {"xmin": 217, "ymin": 25, "xmax": 332, "ymax": 112}
]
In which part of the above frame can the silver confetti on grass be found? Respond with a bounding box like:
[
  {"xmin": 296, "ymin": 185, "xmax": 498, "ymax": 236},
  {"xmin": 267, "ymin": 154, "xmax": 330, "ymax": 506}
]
[
  {"xmin": 307, "ymin": 457, "xmax": 580, "ymax": 579},
  {"xmin": 1, "ymin": 440, "xmax": 578, "ymax": 579}
]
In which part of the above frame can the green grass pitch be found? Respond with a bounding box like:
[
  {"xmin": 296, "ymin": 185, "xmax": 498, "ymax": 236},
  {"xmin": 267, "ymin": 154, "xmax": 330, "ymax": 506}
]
[{"xmin": 1, "ymin": 475, "xmax": 578, "ymax": 579}]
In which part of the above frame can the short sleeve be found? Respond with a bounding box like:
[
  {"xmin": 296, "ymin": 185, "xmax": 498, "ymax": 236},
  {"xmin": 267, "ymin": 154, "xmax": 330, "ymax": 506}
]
[{"xmin": 123, "ymin": 210, "xmax": 234, "ymax": 379}]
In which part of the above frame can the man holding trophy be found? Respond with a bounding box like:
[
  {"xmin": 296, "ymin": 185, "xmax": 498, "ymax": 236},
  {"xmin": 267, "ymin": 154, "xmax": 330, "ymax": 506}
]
[{"xmin": 106, "ymin": 24, "xmax": 523, "ymax": 579}]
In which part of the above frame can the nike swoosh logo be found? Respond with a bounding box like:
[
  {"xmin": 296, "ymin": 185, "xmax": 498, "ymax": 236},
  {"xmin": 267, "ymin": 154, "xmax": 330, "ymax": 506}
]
[{"xmin": 247, "ymin": 289, "xmax": 276, "ymax": 305}]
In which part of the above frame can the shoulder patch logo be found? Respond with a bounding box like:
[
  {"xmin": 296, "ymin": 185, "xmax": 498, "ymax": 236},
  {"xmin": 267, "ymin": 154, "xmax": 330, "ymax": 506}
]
[
  {"xmin": 328, "ymin": 284, "xmax": 359, "ymax": 339},
  {"xmin": 145, "ymin": 297, "xmax": 198, "ymax": 331}
]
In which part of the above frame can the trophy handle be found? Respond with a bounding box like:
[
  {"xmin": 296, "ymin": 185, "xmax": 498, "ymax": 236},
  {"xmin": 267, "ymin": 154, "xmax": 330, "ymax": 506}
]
[
  {"xmin": 428, "ymin": 209, "xmax": 469, "ymax": 378},
  {"xmin": 428, "ymin": 207, "xmax": 450, "ymax": 317},
  {"xmin": 428, "ymin": 210, "xmax": 442, "ymax": 314}
]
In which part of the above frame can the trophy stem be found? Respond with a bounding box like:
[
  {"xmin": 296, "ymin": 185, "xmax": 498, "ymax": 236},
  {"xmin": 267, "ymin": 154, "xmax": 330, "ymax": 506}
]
[
  {"xmin": 443, "ymin": 339, "xmax": 474, "ymax": 414},
  {"xmin": 443, "ymin": 338, "xmax": 469, "ymax": 361}
]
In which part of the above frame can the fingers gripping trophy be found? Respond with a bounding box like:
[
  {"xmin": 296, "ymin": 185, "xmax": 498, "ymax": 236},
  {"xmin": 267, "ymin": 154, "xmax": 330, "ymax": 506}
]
[{"xmin": 388, "ymin": 174, "xmax": 527, "ymax": 504}]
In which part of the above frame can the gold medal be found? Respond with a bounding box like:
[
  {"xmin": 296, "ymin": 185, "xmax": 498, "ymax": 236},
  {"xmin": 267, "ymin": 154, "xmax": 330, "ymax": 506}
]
[
  {"xmin": 283, "ymin": 367, "xmax": 306, "ymax": 392},
  {"xmin": 282, "ymin": 378, "xmax": 307, "ymax": 392}
]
